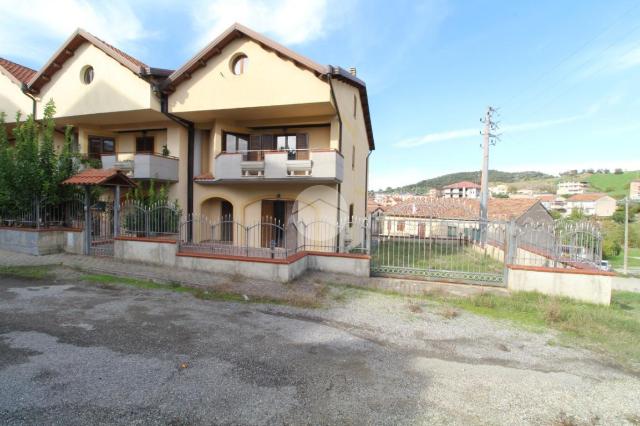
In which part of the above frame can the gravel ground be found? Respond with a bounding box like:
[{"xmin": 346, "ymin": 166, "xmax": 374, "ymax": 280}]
[{"xmin": 1, "ymin": 270, "xmax": 639, "ymax": 425}]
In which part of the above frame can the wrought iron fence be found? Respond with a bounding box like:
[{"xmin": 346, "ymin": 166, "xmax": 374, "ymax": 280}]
[
  {"xmin": 119, "ymin": 201, "xmax": 182, "ymax": 239},
  {"xmin": 0, "ymin": 196, "xmax": 84, "ymax": 229},
  {"xmin": 176, "ymin": 214, "xmax": 368, "ymax": 259},
  {"xmin": 370, "ymin": 216, "xmax": 507, "ymax": 284},
  {"xmin": 513, "ymin": 220, "xmax": 602, "ymax": 269}
]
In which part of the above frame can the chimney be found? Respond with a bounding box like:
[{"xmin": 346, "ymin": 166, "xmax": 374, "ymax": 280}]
[{"xmin": 349, "ymin": 67, "xmax": 357, "ymax": 76}]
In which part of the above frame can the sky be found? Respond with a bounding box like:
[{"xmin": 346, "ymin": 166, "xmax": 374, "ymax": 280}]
[{"xmin": 1, "ymin": 0, "xmax": 639, "ymax": 190}]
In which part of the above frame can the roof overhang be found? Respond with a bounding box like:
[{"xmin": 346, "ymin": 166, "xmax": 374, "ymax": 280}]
[{"xmin": 62, "ymin": 168, "xmax": 137, "ymax": 187}]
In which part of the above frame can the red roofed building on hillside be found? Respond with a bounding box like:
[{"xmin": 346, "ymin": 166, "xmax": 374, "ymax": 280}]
[{"xmin": 441, "ymin": 181, "xmax": 481, "ymax": 199}]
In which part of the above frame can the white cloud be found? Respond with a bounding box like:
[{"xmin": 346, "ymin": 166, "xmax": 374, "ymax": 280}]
[
  {"xmin": 0, "ymin": 0, "xmax": 151, "ymax": 63},
  {"xmin": 395, "ymin": 109, "xmax": 597, "ymax": 148},
  {"xmin": 189, "ymin": 0, "xmax": 339, "ymax": 51}
]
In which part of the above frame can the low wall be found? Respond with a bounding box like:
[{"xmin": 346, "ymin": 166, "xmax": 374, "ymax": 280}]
[
  {"xmin": 306, "ymin": 252, "xmax": 370, "ymax": 277},
  {"xmin": 611, "ymin": 276, "xmax": 640, "ymax": 293},
  {"xmin": 114, "ymin": 237, "xmax": 177, "ymax": 266},
  {"xmin": 507, "ymin": 265, "xmax": 612, "ymax": 305},
  {"xmin": 0, "ymin": 227, "xmax": 83, "ymax": 255},
  {"xmin": 112, "ymin": 237, "xmax": 370, "ymax": 283}
]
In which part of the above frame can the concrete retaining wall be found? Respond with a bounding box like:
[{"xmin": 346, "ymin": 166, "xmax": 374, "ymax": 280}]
[
  {"xmin": 111, "ymin": 238, "xmax": 370, "ymax": 282},
  {"xmin": 507, "ymin": 265, "xmax": 612, "ymax": 305},
  {"xmin": 611, "ymin": 276, "xmax": 640, "ymax": 293},
  {"xmin": 114, "ymin": 238, "xmax": 177, "ymax": 266},
  {"xmin": 0, "ymin": 228, "xmax": 84, "ymax": 255},
  {"xmin": 307, "ymin": 253, "xmax": 370, "ymax": 277}
]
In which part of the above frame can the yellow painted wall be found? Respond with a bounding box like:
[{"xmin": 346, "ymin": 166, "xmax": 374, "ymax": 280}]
[
  {"xmin": 0, "ymin": 72, "xmax": 32, "ymax": 123},
  {"xmin": 331, "ymin": 79, "xmax": 371, "ymax": 222},
  {"xmin": 169, "ymin": 38, "xmax": 331, "ymax": 113},
  {"xmin": 35, "ymin": 43, "xmax": 158, "ymax": 118}
]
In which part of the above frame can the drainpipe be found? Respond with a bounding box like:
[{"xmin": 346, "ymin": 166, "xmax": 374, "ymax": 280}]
[
  {"xmin": 160, "ymin": 92, "xmax": 195, "ymax": 235},
  {"xmin": 21, "ymin": 84, "xmax": 37, "ymax": 119},
  {"xmin": 328, "ymin": 72, "xmax": 343, "ymax": 252}
]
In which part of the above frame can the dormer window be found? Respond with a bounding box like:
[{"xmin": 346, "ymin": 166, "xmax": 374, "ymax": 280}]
[{"xmin": 81, "ymin": 66, "xmax": 94, "ymax": 84}]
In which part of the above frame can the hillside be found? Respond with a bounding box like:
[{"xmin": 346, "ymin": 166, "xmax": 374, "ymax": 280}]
[
  {"xmin": 380, "ymin": 170, "xmax": 553, "ymax": 194},
  {"xmin": 588, "ymin": 171, "xmax": 640, "ymax": 199}
]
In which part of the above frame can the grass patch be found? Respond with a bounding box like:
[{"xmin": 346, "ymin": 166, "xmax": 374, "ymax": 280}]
[
  {"xmin": 608, "ymin": 247, "xmax": 640, "ymax": 268},
  {"xmin": 327, "ymin": 281, "xmax": 640, "ymax": 366},
  {"xmin": 432, "ymin": 290, "xmax": 640, "ymax": 366},
  {"xmin": 588, "ymin": 170, "xmax": 640, "ymax": 198},
  {"xmin": 0, "ymin": 265, "xmax": 56, "ymax": 280}
]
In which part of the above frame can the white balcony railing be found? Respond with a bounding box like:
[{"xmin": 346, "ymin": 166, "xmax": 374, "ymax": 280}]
[
  {"xmin": 213, "ymin": 149, "xmax": 343, "ymax": 182},
  {"xmin": 101, "ymin": 152, "xmax": 179, "ymax": 181}
]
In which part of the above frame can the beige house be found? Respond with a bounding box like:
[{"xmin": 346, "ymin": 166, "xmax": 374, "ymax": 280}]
[
  {"xmin": 630, "ymin": 180, "xmax": 640, "ymax": 201},
  {"xmin": 0, "ymin": 58, "xmax": 37, "ymax": 127},
  {"xmin": 566, "ymin": 193, "xmax": 616, "ymax": 217},
  {"xmin": 2, "ymin": 24, "xmax": 374, "ymax": 249}
]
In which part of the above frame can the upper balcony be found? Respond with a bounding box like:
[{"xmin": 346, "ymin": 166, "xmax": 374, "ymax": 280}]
[
  {"xmin": 203, "ymin": 149, "xmax": 343, "ymax": 184},
  {"xmin": 101, "ymin": 152, "xmax": 179, "ymax": 182}
]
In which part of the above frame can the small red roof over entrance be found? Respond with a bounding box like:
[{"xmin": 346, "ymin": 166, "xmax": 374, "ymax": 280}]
[{"xmin": 62, "ymin": 168, "xmax": 136, "ymax": 187}]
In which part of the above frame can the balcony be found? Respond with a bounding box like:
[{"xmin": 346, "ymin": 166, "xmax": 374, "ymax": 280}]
[
  {"xmin": 208, "ymin": 149, "xmax": 343, "ymax": 183},
  {"xmin": 101, "ymin": 152, "xmax": 179, "ymax": 182}
]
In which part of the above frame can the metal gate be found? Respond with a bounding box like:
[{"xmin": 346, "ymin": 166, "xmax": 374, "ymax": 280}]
[
  {"xmin": 370, "ymin": 215, "xmax": 506, "ymax": 286},
  {"xmin": 90, "ymin": 202, "xmax": 114, "ymax": 257}
]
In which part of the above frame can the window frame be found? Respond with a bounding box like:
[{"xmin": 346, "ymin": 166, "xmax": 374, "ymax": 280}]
[
  {"xmin": 88, "ymin": 135, "xmax": 116, "ymax": 159},
  {"xmin": 135, "ymin": 136, "xmax": 155, "ymax": 154}
]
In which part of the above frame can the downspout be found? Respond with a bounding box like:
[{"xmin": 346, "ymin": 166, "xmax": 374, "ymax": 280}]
[
  {"xmin": 160, "ymin": 92, "xmax": 195, "ymax": 221},
  {"xmin": 21, "ymin": 84, "xmax": 37, "ymax": 118},
  {"xmin": 328, "ymin": 72, "xmax": 343, "ymax": 252}
]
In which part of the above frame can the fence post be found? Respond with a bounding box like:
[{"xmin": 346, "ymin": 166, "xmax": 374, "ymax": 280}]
[
  {"xmin": 365, "ymin": 217, "xmax": 372, "ymax": 254},
  {"xmin": 113, "ymin": 185, "xmax": 120, "ymax": 238},
  {"xmin": 83, "ymin": 186, "xmax": 91, "ymax": 255},
  {"xmin": 503, "ymin": 220, "xmax": 517, "ymax": 286}
]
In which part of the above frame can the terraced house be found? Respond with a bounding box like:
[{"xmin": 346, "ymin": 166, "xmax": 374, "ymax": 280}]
[{"xmin": 1, "ymin": 24, "xmax": 374, "ymax": 251}]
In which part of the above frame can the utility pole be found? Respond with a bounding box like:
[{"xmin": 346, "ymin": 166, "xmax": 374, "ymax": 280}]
[
  {"xmin": 479, "ymin": 106, "xmax": 499, "ymax": 244},
  {"xmin": 624, "ymin": 196, "xmax": 629, "ymax": 274}
]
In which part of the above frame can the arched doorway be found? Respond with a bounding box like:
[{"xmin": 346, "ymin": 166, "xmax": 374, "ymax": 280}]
[{"xmin": 201, "ymin": 197, "xmax": 234, "ymax": 242}]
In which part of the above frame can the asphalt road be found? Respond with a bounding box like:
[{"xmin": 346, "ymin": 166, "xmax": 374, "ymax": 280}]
[{"xmin": 1, "ymin": 273, "xmax": 639, "ymax": 425}]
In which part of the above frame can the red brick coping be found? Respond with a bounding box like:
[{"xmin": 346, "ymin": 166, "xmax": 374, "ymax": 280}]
[
  {"xmin": 0, "ymin": 226, "xmax": 82, "ymax": 233},
  {"xmin": 507, "ymin": 264, "xmax": 615, "ymax": 277},
  {"xmin": 114, "ymin": 236, "xmax": 177, "ymax": 244},
  {"xmin": 176, "ymin": 250, "xmax": 369, "ymax": 265}
]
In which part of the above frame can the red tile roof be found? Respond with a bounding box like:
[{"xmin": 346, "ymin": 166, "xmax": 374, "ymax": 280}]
[
  {"xmin": 194, "ymin": 172, "xmax": 214, "ymax": 181},
  {"xmin": 567, "ymin": 193, "xmax": 611, "ymax": 202},
  {"xmin": 28, "ymin": 29, "xmax": 154, "ymax": 93},
  {"xmin": 387, "ymin": 198, "xmax": 541, "ymax": 221},
  {"xmin": 442, "ymin": 181, "xmax": 481, "ymax": 189},
  {"xmin": 62, "ymin": 168, "xmax": 136, "ymax": 187},
  {"xmin": 0, "ymin": 57, "xmax": 36, "ymax": 84}
]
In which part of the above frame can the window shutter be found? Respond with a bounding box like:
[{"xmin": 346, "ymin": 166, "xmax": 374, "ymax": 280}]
[
  {"xmin": 222, "ymin": 133, "xmax": 227, "ymax": 152},
  {"xmin": 249, "ymin": 135, "xmax": 261, "ymax": 160},
  {"xmin": 261, "ymin": 134, "xmax": 275, "ymax": 151},
  {"xmin": 296, "ymin": 133, "xmax": 308, "ymax": 160}
]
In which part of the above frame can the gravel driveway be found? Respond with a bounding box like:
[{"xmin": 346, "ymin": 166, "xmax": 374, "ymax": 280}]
[{"xmin": 1, "ymin": 271, "xmax": 639, "ymax": 425}]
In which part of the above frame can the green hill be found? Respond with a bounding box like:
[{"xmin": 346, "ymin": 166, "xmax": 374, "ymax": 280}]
[
  {"xmin": 380, "ymin": 170, "xmax": 554, "ymax": 194},
  {"xmin": 588, "ymin": 171, "xmax": 640, "ymax": 199}
]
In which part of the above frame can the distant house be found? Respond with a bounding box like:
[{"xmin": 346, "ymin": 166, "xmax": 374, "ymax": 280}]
[
  {"xmin": 557, "ymin": 181, "xmax": 588, "ymax": 195},
  {"xmin": 489, "ymin": 184, "xmax": 508, "ymax": 196},
  {"xmin": 427, "ymin": 188, "xmax": 440, "ymax": 198},
  {"xmin": 566, "ymin": 193, "xmax": 616, "ymax": 217},
  {"xmin": 441, "ymin": 181, "xmax": 481, "ymax": 199},
  {"xmin": 367, "ymin": 199, "xmax": 385, "ymax": 218},
  {"xmin": 630, "ymin": 180, "xmax": 640, "ymax": 201},
  {"xmin": 379, "ymin": 198, "xmax": 553, "ymax": 239},
  {"xmin": 537, "ymin": 194, "xmax": 567, "ymax": 213}
]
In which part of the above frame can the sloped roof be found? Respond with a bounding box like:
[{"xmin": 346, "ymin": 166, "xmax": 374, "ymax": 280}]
[
  {"xmin": 567, "ymin": 193, "xmax": 611, "ymax": 202},
  {"xmin": 387, "ymin": 198, "xmax": 541, "ymax": 221},
  {"xmin": 163, "ymin": 23, "xmax": 374, "ymax": 150},
  {"xmin": 62, "ymin": 168, "xmax": 136, "ymax": 187},
  {"xmin": 442, "ymin": 181, "xmax": 481, "ymax": 189},
  {"xmin": 0, "ymin": 57, "xmax": 36, "ymax": 85},
  {"xmin": 28, "ymin": 29, "xmax": 172, "ymax": 93}
]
